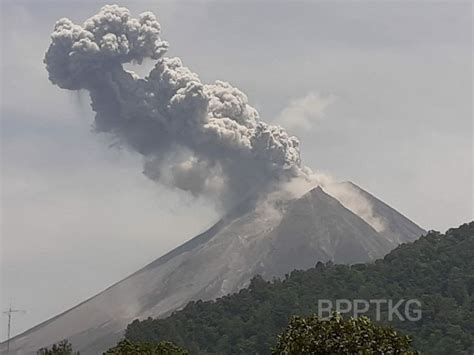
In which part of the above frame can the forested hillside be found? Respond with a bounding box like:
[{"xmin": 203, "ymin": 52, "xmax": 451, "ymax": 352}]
[{"xmin": 125, "ymin": 222, "xmax": 474, "ymax": 354}]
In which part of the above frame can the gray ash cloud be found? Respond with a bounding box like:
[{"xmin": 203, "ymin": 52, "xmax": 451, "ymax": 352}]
[{"xmin": 44, "ymin": 5, "xmax": 308, "ymax": 209}]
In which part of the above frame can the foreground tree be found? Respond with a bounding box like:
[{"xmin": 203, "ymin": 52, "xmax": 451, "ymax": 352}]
[
  {"xmin": 105, "ymin": 339, "xmax": 189, "ymax": 355},
  {"xmin": 37, "ymin": 340, "xmax": 79, "ymax": 355},
  {"xmin": 272, "ymin": 313, "xmax": 418, "ymax": 354}
]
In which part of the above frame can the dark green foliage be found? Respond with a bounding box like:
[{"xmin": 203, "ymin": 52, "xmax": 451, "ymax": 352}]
[
  {"xmin": 272, "ymin": 313, "xmax": 417, "ymax": 354},
  {"xmin": 104, "ymin": 339, "xmax": 188, "ymax": 355},
  {"xmin": 37, "ymin": 340, "xmax": 79, "ymax": 355},
  {"xmin": 125, "ymin": 222, "xmax": 474, "ymax": 354}
]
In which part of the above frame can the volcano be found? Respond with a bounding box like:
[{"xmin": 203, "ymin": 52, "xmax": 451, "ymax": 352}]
[{"xmin": 2, "ymin": 183, "xmax": 425, "ymax": 354}]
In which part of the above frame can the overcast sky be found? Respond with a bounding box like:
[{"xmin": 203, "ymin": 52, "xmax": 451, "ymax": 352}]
[{"xmin": 1, "ymin": 0, "xmax": 472, "ymax": 340}]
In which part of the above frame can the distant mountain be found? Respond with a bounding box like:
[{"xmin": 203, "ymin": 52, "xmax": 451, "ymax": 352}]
[
  {"xmin": 1, "ymin": 183, "xmax": 425, "ymax": 354},
  {"xmin": 125, "ymin": 222, "xmax": 474, "ymax": 355}
]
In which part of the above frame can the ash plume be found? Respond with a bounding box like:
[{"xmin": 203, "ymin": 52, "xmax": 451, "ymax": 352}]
[
  {"xmin": 44, "ymin": 4, "xmax": 385, "ymax": 232},
  {"xmin": 44, "ymin": 4, "xmax": 306, "ymax": 209}
]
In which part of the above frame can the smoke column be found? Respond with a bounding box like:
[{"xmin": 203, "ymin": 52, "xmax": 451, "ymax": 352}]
[
  {"xmin": 44, "ymin": 4, "xmax": 385, "ymax": 233},
  {"xmin": 44, "ymin": 5, "xmax": 308, "ymax": 209}
]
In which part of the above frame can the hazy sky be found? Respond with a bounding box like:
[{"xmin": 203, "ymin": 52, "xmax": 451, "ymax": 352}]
[{"xmin": 1, "ymin": 0, "xmax": 472, "ymax": 340}]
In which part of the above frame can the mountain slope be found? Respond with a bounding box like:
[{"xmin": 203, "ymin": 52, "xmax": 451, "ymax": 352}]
[
  {"xmin": 2, "ymin": 184, "xmax": 424, "ymax": 354},
  {"xmin": 338, "ymin": 181, "xmax": 426, "ymax": 244},
  {"xmin": 125, "ymin": 222, "xmax": 474, "ymax": 355},
  {"xmin": 258, "ymin": 187, "xmax": 392, "ymax": 279}
]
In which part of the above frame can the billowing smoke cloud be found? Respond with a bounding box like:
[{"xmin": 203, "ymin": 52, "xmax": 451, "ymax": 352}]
[
  {"xmin": 44, "ymin": 4, "xmax": 385, "ymax": 231},
  {"xmin": 44, "ymin": 5, "xmax": 306, "ymax": 209},
  {"xmin": 276, "ymin": 92, "xmax": 336, "ymax": 131}
]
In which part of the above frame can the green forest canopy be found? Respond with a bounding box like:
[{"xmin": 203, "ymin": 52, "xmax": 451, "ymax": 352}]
[
  {"xmin": 107, "ymin": 313, "xmax": 418, "ymax": 354},
  {"xmin": 272, "ymin": 313, "xmax": 418, "ymax": 354},
  {"xmin": 125, "ymin": 222, "xmax": 474, "ymax": 354}
]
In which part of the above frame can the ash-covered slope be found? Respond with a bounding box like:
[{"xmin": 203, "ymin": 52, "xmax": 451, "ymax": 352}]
[
  {"xmin": 2, "ymin": 186, "xmax": 423, "ymax": 354},
  {"xmin": 338, "ymin": 182, "xmax": 426, "ymax": 244},
  {"xmin": 258, "ymin": 187, "xmax": 392, "ymax": 279}
]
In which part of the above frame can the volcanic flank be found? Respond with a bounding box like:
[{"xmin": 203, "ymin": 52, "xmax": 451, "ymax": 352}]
[{"xmin": 1, "ymin": 184, "xmax": 425, "ymax": 354}]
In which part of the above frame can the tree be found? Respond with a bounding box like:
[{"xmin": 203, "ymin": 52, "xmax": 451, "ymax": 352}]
[
  {"xmin": 272, "ymin": 313, "xmax": 418, "ymax": 354},
  {"xmin": 105, "ymin": 339, "xmax": 189, "ymax": 355},
  {"xmin": 37, "ymin": 340, "xmax": 79, "ymax": 355}
]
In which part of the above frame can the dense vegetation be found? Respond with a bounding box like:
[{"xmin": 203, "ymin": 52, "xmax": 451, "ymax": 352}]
[
  {"xmin": 37, "ymin": 340, "xmax": 80, "ymax": 355},
  {"xmin": 125, "ymin": 222, "xmax": 474, "ymax": 354},
  {"xmin": 103, "ymin": 314, "xmax": 416, "ymax": 354},
  {"xmin": 37, "ymin": 339, "xmax": 188, "ymax": 355},
  {"xmin": 273, "ymin": 313, "xmax": 417, "ymax": 354},
  {"xmin": 105, "ymin": 339, "xmax": 188, "ymax": 354}
]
